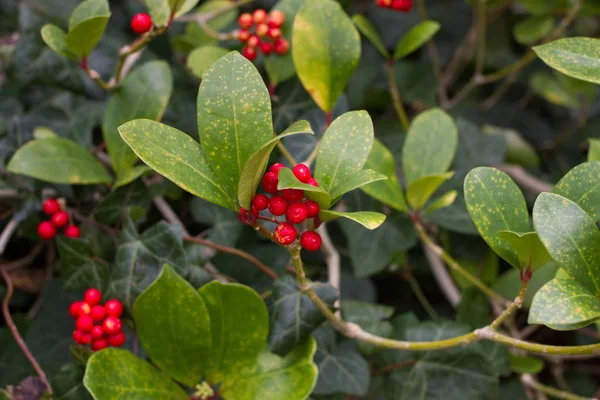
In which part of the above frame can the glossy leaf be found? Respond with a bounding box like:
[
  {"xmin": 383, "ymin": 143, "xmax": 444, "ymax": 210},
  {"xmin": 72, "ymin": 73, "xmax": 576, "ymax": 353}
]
[
  {"xmin": 529, "ymin": 278, "xmax": 600, "ymax": 330},
  {"xmin": 423, "ymin": 190, "xmax": 458, "ymax": 214},
  {"xmin": 498, "ymin": 231, "xmax": 551, "ymax": 271},
  {"xmin": 553, "ymin": 161, "xmax": 600, "ymax": 221},
  {"xmin": 69, "ymin": 0, "xmax": 109, "ymax": 29},
  {"xmin": 406, "ymin": 172, "xmax": 454, "ymax": 210},
  {"xmin": 197, "ymin": 51, "xmax": 273, "ymax": 196},
  {"xmin": 66, "ymin": 15, "xmax": 110, "ymax": 58},
  {"xmin": 277, "ymin": 167, "xmax": 332, "ymax": 209},
  {"xmin": 52, "ymin": 364, "xmax": 92, "ymax": 400},
  {"xmin": 118, "ymin": 119, "xmax": 238, "ymax": 211},
  {"xmin": 7, "ymin": 137, "xmax": 111, "ymax": 184},
  {"xmin": 84, "ymin": 348, "xmax": 189, "ymax": 400},
  {"xmin": 187, "ymin": 46, "xmax": 230, "ymax": 79},
  {"xmin": 465, "ymin": 167, "xmax": 530, "ymax": 269},
  {"xmin": 508, "ymin": 354, "xmax": 544, "ymax": 374},
  {"xmin": 104, "ymin": 61, "xmax": 173, "ymax": 179},
  {"xmin": 342, "ymin": 300, "xmax": 394, "ymax": 354},
  {"xmin": 56, "ymin": 237, "xmax": 109, "ymax": 291},
  {"xmin": 292, "ymin": 0, "xmax": 361, "ymax": 112},
  {"xmin": 145, "ymin": 0, "xmax": 200, "ymax": 27},
  {"xmin": 352, "ymin": 14, "xmax": 389, "ymax": 58},
  {"xmin": 534, "ymin": 38, "xmax": 600, "ymax": 84},
  {"xmin": 264, "ymin": 0, "xmax": 303, "ymax": 85},
  {"xmin": 402, "ymin": 108, "xmax": 458, "ymax": 186},
  {"xmin": 319, "ymin": 210, "xmax": 386, "ymax": 230},
  {"xmin": 394, "ymin": 20, "xmax": 441, "ymax": 60},
  {"xmin": 533, "ymin": 192, "xmax": 600, "ymax": 297},
  {"xmin": 513, "ymin": 16, "xmax": 554, "ymax": 45},
  {"xmin": 40, "ymin": 24, "xmax": 77, "ymax": 60},
  {"xmin": 330, "ymin": 169, "xmax": 387, "ymax": 199},
  {"xmin": 588, "ymin": 139, "xmax": 600, "ymax": 162}
]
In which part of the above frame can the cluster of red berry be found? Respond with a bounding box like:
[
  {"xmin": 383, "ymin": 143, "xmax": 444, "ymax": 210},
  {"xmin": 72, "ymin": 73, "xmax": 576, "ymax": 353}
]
[
  {"xmin": 131, "ymin": 12, "xmax": 153, "ymax": 34},
  {"xmin": 375, "ymin": 0, "xmax": 413, "ymax": 11},
  {"xmin": 70, "ymin": 288, "xmax": 126, "ymax": 352},
  {"xmin": 237, "ymin": 9, "xmax": 289, "ymax": 61},
  {"xmin": 248, "ymin": 163, "xmax": 323, "ymax": 252},
  {"xmin": 37, "ymin": 198, "xmax": 80, "ymax": 240}
]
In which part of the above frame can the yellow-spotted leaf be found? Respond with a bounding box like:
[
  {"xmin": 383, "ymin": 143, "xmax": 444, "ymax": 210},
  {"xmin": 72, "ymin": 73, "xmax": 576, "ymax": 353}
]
[
  {"xmin": 534, "ymin": 38, "xmax": 600, "ymax": 84},
  {"xmin": 352, "ymin": 15, "xmax": 389, "ymax": 58},
  {"xmin": 588, "ymin": 139, "xmax": 600, "ymax": 162},
  {"xmin": 498, "ymin": 231, "xmax": 551, "ymax": 271},
  {"xmin": 319, "ymin": 210, "xmax": 386, "ymax": 230},
  {"xmin": 553, "ymin": 161, "xmax": 600, "ymax": 221},
  {"xmin": 277, "ymin": 168, "xmax": 331, "ymax": 209},
  {"xmin": 406, "ymin": 172, "xmax": 454, "ymax": 211},
  {"xmin": 393, "ymin": 20, "xmax": 440, "ymax": 60},
  {"xmin": 40, "ymin": 24, "xmax": 77, "ymax": 60}
]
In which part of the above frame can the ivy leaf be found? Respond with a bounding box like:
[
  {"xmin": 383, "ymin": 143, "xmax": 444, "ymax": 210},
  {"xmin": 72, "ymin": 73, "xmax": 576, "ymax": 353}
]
[
  {"xmin": 264, "ymin": 0, "xmax": 303, "ymax": 85},
  {"xmin": 498, "ymin": 231, "xmax": 551, "ymax": 271},
  {"xmin": 277, "ymin": 168, "xmax": 332, "ymax": 209},
  {"xmin": 65, "ymin": 0, "xmax": 110, "ymax": 59},
  {"xmin": 319, "ymin": 210, "xmax": 386, "ymax": 230},
  {"xmin": 118, "ymin": 119, "xmax": 238, "ymax": 211},
  {"xmin": 268, "ymin": 275, "xmax": 337, "ymax": 356},
  {"xmin": 94, "ymin": 180, "xmax": 150, "ymax": 225},
  {"xmin": 464, "ymin": 167, "xmax": 530, "ymax": 269},
  {"xmin": 341, "ymin": 300, "xmax": 394, "ymax": 354},
  {"xmin": 187, "ymin": 46, "xmax": 229, "ymax": 79},
  {"xmin": 103, "ymin": 61, "xmax": 173, "ymax": 182},
  {"xmin": 553, "ymin": 161, "xmax": 600, "ymax": 221},
  {"xmin": 40, "ymin": 24, "xmax": 77, "ymax": 60},
  {"xmin": 402, "ymin": 108, "xmax": 458, "ymax": 186},
  {"xmin": 529, "ymin": 277, "xmax": 600, "ymax": 330},
  {"xmin": 190, "ymin": 198, "xmax": 242, "ymax": 247},
  {"xmin": 513, "ymin": 16, "xmax": 554, "ymax": 45},
  {"xmin": 508, "ymin": 354, "xmax": 545, "ymax": 374},
  {"xmin": 533, "ymin": 193, "xmax": 600, "ymax": 297},
  {"xmin": 84, "ymin": 348, "xmax": 189, "ymax": 400},
  {"xmin": 534, "ymin": 38, "xmax": 600, "ymax": 84},
  {"xmin": 406, "ymin": 172, "xmax": 454, "ymax": 211},
  {"xmin": 197, "ymin": 51, "xmax": 273, "ymax": 197},
  {"xmin": 52, "ymin": 364, "xmax": 92, "ymax": 400},
  {"xmin": 7, "ymin": 137, "xmax": 111, "ymax": 184},
  {"xmin": 393, "ymin": 20, "xmax": 440, "ymax": 60},
  {"xmin": 352, "ymin": 14, "xmax": 389, "ymax": 58},
  {"xmin": 56, "ymin": 237, "xmax": 109, "ymax": 291},
  {"xmin": 292, "ymin": 0, "xmax": 361, "ymax": 112}
]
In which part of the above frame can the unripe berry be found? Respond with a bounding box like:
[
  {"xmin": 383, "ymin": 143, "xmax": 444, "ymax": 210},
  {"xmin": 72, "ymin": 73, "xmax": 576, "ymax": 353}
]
[
  {"xmin": 268, "ymin": 10, "xmax": 285, "ymax": 28},
  {"xmin": 73, "ymin": 330, "xmax": 84, "ymax": 344},
  {"xmin": 252, "ymin": 194, "xmax": 269, "ymax": 210},
  {"xmin": 301, "ymin": 231, "xmax": 322, "ymax": 252},
  {"xmin": 92, "ymin": 338, "xmax": 109, "ymax": 352},
  {"xmin": 281, "ymin": 188, "xmax": 304, "ymax": 202},
  {"xmin": 306, "ymin": 177, "xmax": 319, "ymax": 187},
  {"xmin": 104, "ymin": 300, "xmax": 124, "ymax": 318},
  {"xmin": 274, "ymin": 222, "xmax": 297, "ymax": 245},
  {"xmin": 238, "ymin": 29, "xmax": 251, "ymax": 42},
  {"xmin": 90, "ymin": 305, "xmax": 106, "ymax": 321},
  {"xmin": 37, "ymin": 221, "xmax": 56, "ymax": 240},
  {"xmin": 269, "ymin": 163, "xmax": 285, "ymax": 174},
  {"xmin": 64, "ymin": 225, "xmax": 80, "ymax": 238},
  {"xmin": 108, "ymin": 332, "xmax": 126, "ymax": 347},
  {"xmin": 292, "ymin": 164, "xmax": 311, "ymax": 183},
  {"xmin": 76, "ymin": 315, "xmax": 94, "ymax": 332},
  {"xmin": 102, "ymin": 316, "xmax": 123, "ymax": 336},
  {"xmin": 256, "ymin": 23, "xmax": 269, "ymax": 37},
  {"xmin": 51, "ymin": 211, "xmax": 69, "ymax": 228},
  {"xmin": 268, "ymin": 196, "xmax": 287, "ymax": 216},
  {"xmin": 261, "ymin": 42, "xmax": 273, "ymax": 55},
  {"xmin": 268, "ymin": 28, "xmax": 282, "ymax": 40},
  {"xmin": 238, "ymin": 13, "xmax": 254, "ymax": 29},
  {"xmin": 286, "ymin": 202, "xmax": 308, "ymax": 224},
  {"xmin": 84, "ymin": 288, "xmax": 102, "ymax": 306},
  {"xmin": 262, "ymin": 172, "xmax": 279, "ymax": 194},
  {"xmin": 274, "ymin": 38, "xmax": 289, "ymax": 55},
  {"xmin": 247, "ymin": 35, "xmax": 261, "ymax": 48},
  {"xmin": 243, "ymin": 46, "xmax": 257, "ymax": 61},
  {"xmin": 80, "ymin": 333, "xmax": 92, "ymax": 345},
  {"xmin": 253, "ymin": 9, "xmax": 268, "ymax": 24},
  {"xmin": 42, "ymin": 198, "xmax": 61, "ymax": 215},
  {"xmin": 304, "ymin": 200, "xmax": 320, "ymax": 218},
  {"xmin": 91, "ymin": 325, "xmax": 105, "ymax": 339},
  {"xmin": 131, "ymin": 13, "xmax": 152, "ymax": 34}
]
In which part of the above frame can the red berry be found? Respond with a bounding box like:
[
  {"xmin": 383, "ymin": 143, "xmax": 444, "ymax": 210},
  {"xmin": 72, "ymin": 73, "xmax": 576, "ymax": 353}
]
[
  {"xmin": 268, "ymin": 10, "xmax": 285, "ymax": 28},
  {"xmin": 51, "ymin": 211, "xmax": 69, "ymax": 228},
  {"xmin": 90, "ymin": 305, "xmax": 106, "ymax": 321},
  {"xmin": 42, "ymin": 198, "xmax": 61, "ymax": 215},
  {"xmin": 84, "ymin": 288, "xmax": 102, "ymax": 306},
  {"xmin": 73, "ymin": 330, "xmax": 84, "ymax": 344},
  {"xmin": 301, "ymin": 231, "xmax": 322, "ymax": 252},
  {"xmin": 262, "ymin": 172, "xmax": 279, "ymax": 194},
  {"xmin": 281, "ymin": 188, "xmax": 304, "ymax": 202},
  {"xmin": 274, "ymin": 38, "xmax": 289, "ymax": 55},
  {"xmin": 269, "ymin": 163, "xmax": 285, "ymax": 174},
  {"xmin": 131, "ymin": 13, "xmax": 152, "ymax": 34},
  {"xmin": 108, "ymin": 332, "xmax": 126, "ymax": 347},
  {"xmin": 274, "ymin": 222, "xmax": 297, "ymax": 245},
  {"xmin": 102, "ymin": 316, "xmax": 122, "ymax": 336},
  {"xmin": 37, "ymin": 221, "xmax": 56, "ymax": 240},
  {"xmin": 392, "ymin": 0, "xmax": 412, "ymax": 11},
  {"xmin": 76, "ymin": 315, "xmax": 94, "ymax": 332},
  {"xmin": 238, "ymin": 29, "xmax": 251, "ymax": 42},
  {"xmin": 91, "ymin": 325, "xmax": 105, "ymax": 339},
  {"xmin": 238, "ymin": 13, "xmax": 254, "ymax": 29},
  {"xmin": 69, "ymin": 301, "xmax": 85, "ymax": 318},
  {"xmin": 261, "ymin": 41, "xmax": 273, "ymax": 55},
  {"xmin": 286, "ymin": 202, "xmax": 308, "ymax": 224},
  {"xmin": 247, "ymin": 35, "xmax": 261, "ymax": 48},
  {"xmin": 243, "ymin": 46, "xmax": 257, "ymax": 61},
  {"xmin": 307, "ymin": 177, "xmax": 319, "ymax": 187},
  {"xmin": 80, "ymin": 333, "xmax": 92, "ymax": 345},
  {"xmin": 268, "ymin": 28, "xmax": 282, "ymax": 40},
  {"xmin": 292, "ymin": 164, "xmax": 311, "ymax": 183},
  {"xmin": 268, "ymin": 196, "xmax": 288, "ymax": 216},
  {"xmin": 253, "ymin": 9, "xmax": 268, "ymax": 24},
  {"xmin": 64, "ymin": 225, "xmax": 80, "ymax": 238},
  {"xmin": 376, "ymin": 0, "xmax": 392, "ymax": 6},
  {"xmin": 252, "ymin": 194, "xmax": 269, "ymax": 210},
  {"xmin": 92, "ymin": 338, "xmax": 109, "ymax": 352},
  {"xmin": 256, "ymin": 23, "xmax": 269, "ymax": 37},
  {"xmin": 304, "ymin": 200, "xmax": 320, "ymax": 218},
  {"xmin": 104, "ymin": 300, "xmax": 124, "ymax": 318}
]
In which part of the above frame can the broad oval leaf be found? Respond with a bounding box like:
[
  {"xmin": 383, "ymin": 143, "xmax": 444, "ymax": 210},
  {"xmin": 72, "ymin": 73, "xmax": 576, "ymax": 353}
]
[
  {"xmin": 292, "ymin": 0, "xmax": 361, "ymax": 112},
  {"xmin": 513, "ymin": 16, "xmax": 554, "ymax": 45},
  {"xmin": 406, "ymin": 172, "xmax": 454, "ymax": 210},
  {"xmin": 464, "ymin": 167, "xmax": 529, "ymax": 268},
  {"xmin": 533, "ymin": 37, "xmax": 600, "ymax": 84},
  {"xmin": 146, "ymin": 0, "xmax": 200, "ymax": 27},
  {"xmin": 394, "ymin": 20, "xmax": 441, "ymax": 60},
  {"xmin": 83, "ymin": 348, "xmax": 189, "ymax": 400},
  {"xmin": 498, "ymin": 231, "xmax": 551, "ymax": 271},
  {"xmin": 529, "ymin": 72, "xmax": 579, "ymax": 109},
  {"xmin": 66, "ymin": 15, "xmax": 110, "ymax": 58},
  {"xmin": 352, "ymin": 14, "xmax": 389, "ymax": 58},
  {"xmin": 319, "ymin": 210, "xmax": 386, "ymax": 230},
  {"xmin": 118, "ymin": 119, "xmax": 238, "ymax": 211},
  {"xmin": 264, "ymin": 0, "xmax": 303, "ymax": 85},
  {"xmin": 187, "ymin": 46, "xmax": 230, "ymax": 79},
  {"xmin": 402, "ymin": 108, "xmax": 458, "ymax": 186},
  {"xmin": 7, "ymin": 137, "xmax": 111, "ymax": 184},
  {"xmin": 40, "ymin": 24, "xmax": 77, "ymax": 60},
  {"xmin": 69, "ymin": 0, "xmax": 109, "ymax": 29},
  {"xmin": 553, "ymin": 161, "xmax": 600, "ymax": 221},
  {"xmin": 329, "ymin": 169, "xmax": 387, "ymax": 199},
  {"xmin": 133, "ymin": 265, "xmax": 212, "ymax": 386},
  {"xmin": 533, "ymin": 192, "xmax": 600, "ymax": 297},
  {"xmin": 197, "ymin": 51, "xmax": 273, "ymax": 196},
  {"xmin": 277, "ymin": 168, "xmax": 332, "ymax": 209}
]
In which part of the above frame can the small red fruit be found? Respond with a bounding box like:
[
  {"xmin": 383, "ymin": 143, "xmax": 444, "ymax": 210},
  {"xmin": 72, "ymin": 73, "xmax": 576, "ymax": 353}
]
[
  {"xmin": 256, "ymin": 23, "xmax": 269, "ymax": 37},
  {"xmin": 392, "ymin": 0, "xmax": 412, "ymax": 11},
  {"xmin": 42, "ymin": 198, "xmax": 61, "ymax": 215},
  {"xmin": 238, "ymin": 29, "xmax": 251, "ymax": 42},
  {"xmin": 90, "ymin": 305, "xmax": 106, "ymax": 321},
  {"xmin": 286, "ymin": 202, "xmax": 308, "ymax": 224},
  {"xmin": 252, "ymin": 194, "xmax": 269, "ymax": 211},
  {"xmin": 37, "ymin": 221, "xmax": 56, "ymax": 240},
  {"xmin": 274, "ymin": 222, "xmax": 297, "ymax": 245},
  {"xmin": 73, "ymin": 330, "xmax": 84, "ymax": 344},
  {"xmin": 253, "ymin": 9, "xmax": 268, "ymax": 24},
  {"xmin": 80, "ymin": 333, "xmax": 92, "ymax": 345},
  {"xmin": 304, "ymin": 200, "xmax": 320, "ymax": 218},
  {"xmin": 292, "ymin": 164, "xmax": 311, "ymax": 183},
  {"xmin": 307, "ymin": 177, "xmax": 319, "ymax": 187},
  {"xmin": 377, "ymin": 0, "xmax": 392, "ymax": 6},
  {"xmin": 238, "ymin": 13, "xmax": 254, "ymax": 29},
  {"xmin": 301, "ymin": 231, "xmax": 322, "ymax": 252},
  {"xmin": 108, "ymin": 332, "xmax": 126, "ymax": 347},
  {"xmin": 64, "ymin": 225, "xmax": 80, "ymax": 238},
  {"xmin": 131, "ymin": 13, "xmax": 152, "ymax": 34},
  {"xmin": 243, "ymin": 46, "xmax": 257, "ymax": 61},
  {"xmin": 91, "ymin": 325, "xmax": 105, "ymax": 339},
  {"xmin": 92, "ymin": 338, "xmax": 109, "ymax": 352},
  {"xmin": 51, "ymin": 211, "xmax": 69, "ymax": 228},
  {"xmin": 69, "ymin": 301, "xmax": 85, "ymax": 318},
  {"xmin": 268, "ymin": 196, "xmax": 288, "ymax": 216},
  {"xmin": 261, "ymin": 42, "xmax": 273, "ymax": 55},
  {"xmin": 268, "ymin": 10, "xmax": 285, "ymax": 28},
  {"xmin": 84, "ymin": 288, "xmax": 102, "ymax": 306},
  {"xmin": 281, "ymin": 188, "xmax": 304, "ymax": 202},
  {"xmin": 76, "ymin": 315, "xmax": 94, "ymax": 332},
  {"xmin": 274, "ymin": 38, "xmax": 289, "ymax": 55},
  {"xmin": 269, "ymin": 163, "xmax": 285, "ymax": 174},
  {"xmin": 262, "ymin": 172, "xmax": 279, "ymax": 194},
  {"xmin": 102, "ymin": 316, "xmax": 122, "ymax": 336},
  {"xmin": 268, "ymin": 28, "xmax": 282, "ymax": 40},
  {"xmin": 104, "ymin": 300, "xmax": 124, "ymax": 318},
  {"xmin": 247, "ymin": 35, "xmax": 261, "ymax": 48}
]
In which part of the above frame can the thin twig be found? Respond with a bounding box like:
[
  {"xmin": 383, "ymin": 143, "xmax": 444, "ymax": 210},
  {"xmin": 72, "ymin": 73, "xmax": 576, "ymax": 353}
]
[
  {"xmin": 401, "ymin": 270, "xmax": 440, "ymax": 320},
  {"xmin": 521, "ymin": 374, "xmax": 596, "ymax": 400},
  {"xmin": 276, "ymin": 142, "xmax": 298, "ymax": 165},
  {"xmin": 372, "ymin": 360, "xmax": 417, "ymax": 375},
  {"xmin": 495, "ymin": 164, "xmax": 554, "ymax": 194},
  {"xmin": 385, "ymin": 59, "xmax": 410, "ymax": 131},
  {"xmin": 317, "ymin": 224, "xmax": 341, "ymax": 316},
  {"xmin": 421, "ymin": 241, "xmax": 461, "ymax": 307}
]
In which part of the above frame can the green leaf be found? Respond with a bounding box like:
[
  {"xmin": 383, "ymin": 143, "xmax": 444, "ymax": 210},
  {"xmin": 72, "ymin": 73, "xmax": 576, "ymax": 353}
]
[
  {"xmin": 118, "ymin": 119, "xmax": 238, "ymax": 211},
  {"xmin": 588, "ymin": 139, "xmax": 600, "ymax": 162},
  {"xmin": 292, "ymin": 0, "xmax": 361, "ymax": 112},
  {"xmin": 534, "ymin": 38, "xmax": 600, "ymax": 84},
  {"xmin": 423, "ymin": 190, "xmax": 457, "ymax": 214},
  {"xmin": 264, "ymin": 0, "xmax": 303, "ymax": 85},
  {"xmin": 133, "ymin": 265, "xmax": 211, "ymax": 386},
  {"xmin": 197, "ymin": 51, "xmax": 273, "ymax": 197},
  {"xmin": 187, "ymin": 46, "xmax": 230, "ymax": 80},
  {"xmin": 104, "ymin": 61, "xmax": 173, "ymax": 179},
  {"xmin": 342, "ymin": 300, "xmax": 394, "ymax": 354},
  {"xmin": 146, "ymin": 0, "xmax": 200, "ymax": 26},
  {"xmin": 482, "ymin": 125, "xmax": 539, "ymax": 168},
  {"xmin": 533, "ymin": 192, "xmax": 600, "ymax": 297},
  {"xmin": 56, "ymin": 237, "xmax": 109, "ymax": 291},
  {"xmin": 268, "ymin": 275, "xmax": 336, "ymax": 356},
  {"xmin": 190, "ymin": 198, "xmax": 242, "ymax": 247},
  {"xmin": 319, "ymin": 210, "xmax": 386, "ymax": 230},
  {"xmin": 52, "ymin": 364, "xmax": 92, "ymax": 400},
  {"xmin": 84, "ymin": 349, "xmax": 189, "ymax": 400},
  {"xmin": 360, "ymin": 139, "xmax": 407, "ymax": 212},
  {"xmin": 329, "ymin": 169, "xmax": 387, "ymax": 200},
  {"xmin": 393, "ymin": 20, "xmax": 440, "ymax": 60},
  {"xmin": 464, "ymin": 167, "xmax": 530, "ymax": 269},
  {"xmin": 40, "ymin": 24, "xmax": 77, "ymax": 60},
  {"xmin": 553, "ymin": 161, "xmax": 600, "ymax": 221},
  {"xmin": 498, "ymin": 231, "xmax": 551, "ymax": 271},
  {"xmin": 513, "ymin": 16, "xmax": 554, "ymax": 45},
  {"xmin": 508, "ymin": 354, "xmax": 544, "ymax": 374},
  {"xmin": 451, "ymin": 252, "xmax": 499, "ymax": 290},
  {"xmin": 402, "ymin": 108, "xmax": 458, "ymax": 186},
  {"xmin": 69, "ymin": 0, "xmax": 109, "ymax": 29},
  {"xmin": 529, "ymin": 277, "xmax": 600, "ymax": 330},
  {"xmin": 66, "ymin": 15, "xmax": 110, "ymax": 58},
  {"xmin": 352, "ymin": 14, "xmax": 389, "ymax": 58},
  {"xmin": 406, "ymin": 172, "xmax": 454, "ymax": 210},
  {"xmin": 7, "ymin": 137, "xmax": 111, "ymax": 184},
  {"xmin": 113, "ymin": 165, "xmax": 152, "ymax": 189},
  {"xmin": 238, "ymin": 121, "xmax": 313, "ymax": 210},
  {"xmin": 315, "ymin": 111, "xmax": 374, "ymax": 195},
  {"xmin": 94, "ymin": 180, "xmax": 150, "ymax": 225},
  {"xmin": 529, "ymin": 72, "xmax": 580, "ymax": 109},
  {"xmin": 277, "ymin": 167, "xmax": 332, "ymax": 209}
]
